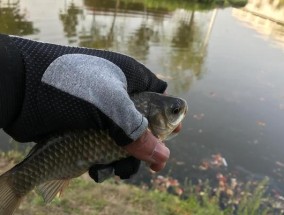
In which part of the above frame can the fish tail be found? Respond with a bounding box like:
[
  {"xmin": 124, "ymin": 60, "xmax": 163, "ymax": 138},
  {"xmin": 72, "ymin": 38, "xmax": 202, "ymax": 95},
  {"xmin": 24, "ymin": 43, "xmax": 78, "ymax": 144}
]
[{"xmin": 0, "ymin": 172, "xmax": 23, "ymax": 215}]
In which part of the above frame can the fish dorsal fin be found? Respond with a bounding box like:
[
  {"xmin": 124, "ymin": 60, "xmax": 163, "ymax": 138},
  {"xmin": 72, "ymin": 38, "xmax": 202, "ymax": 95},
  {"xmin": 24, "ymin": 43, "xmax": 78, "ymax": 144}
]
[{"xmin": 37, "ymin": 180, "xmax": 70, "ymax": 203}]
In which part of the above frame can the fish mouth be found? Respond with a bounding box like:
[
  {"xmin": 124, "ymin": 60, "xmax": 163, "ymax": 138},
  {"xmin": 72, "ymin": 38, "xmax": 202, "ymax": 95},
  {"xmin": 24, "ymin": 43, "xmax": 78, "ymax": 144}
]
[{"xmin": 181, "ymin": 98, "xmax": 188, "ymax": 115}]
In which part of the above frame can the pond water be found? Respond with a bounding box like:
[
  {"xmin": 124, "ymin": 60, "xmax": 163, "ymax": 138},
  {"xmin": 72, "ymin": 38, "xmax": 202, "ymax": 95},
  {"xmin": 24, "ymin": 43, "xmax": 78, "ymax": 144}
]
[{"xmin": 1, "ymin": 0, "xmax": 284, "ymax": 193}]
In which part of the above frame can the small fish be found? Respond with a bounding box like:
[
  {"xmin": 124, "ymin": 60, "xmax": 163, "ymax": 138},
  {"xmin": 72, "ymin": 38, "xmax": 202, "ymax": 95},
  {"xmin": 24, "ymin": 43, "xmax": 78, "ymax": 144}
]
[{"xmin": 0, "ymin": 92, "xmax": 187, "ymax": 215}]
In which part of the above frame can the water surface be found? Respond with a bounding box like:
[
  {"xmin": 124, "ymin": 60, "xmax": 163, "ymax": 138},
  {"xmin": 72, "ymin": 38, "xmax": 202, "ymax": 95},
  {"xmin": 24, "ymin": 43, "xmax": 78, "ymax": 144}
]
[{"xmin": 1, "ymin": 0, "xmax": 284, "ymax": 192}]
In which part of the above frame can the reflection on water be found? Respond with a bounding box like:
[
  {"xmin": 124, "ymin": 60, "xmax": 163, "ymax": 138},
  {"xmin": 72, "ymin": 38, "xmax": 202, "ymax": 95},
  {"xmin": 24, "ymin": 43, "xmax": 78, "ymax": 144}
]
[
  {"xmin": 245, "ymin": 0, "xmax": 284, "ymax": 23},
  {"xmin": 233, "ymin": 0, "xmax": 284, "ymax": 50},
  {"xmin": 1, "ymin": 0, "xmax": 284, "ymax": 195},
  {"xmin": 0, "ymin": 0, "xmax": 38, "ymax": 35},
  {"xmin": 58, "ymin": 0, "xmax": 214, "ymax": 93},
  {"xmin": 59, "ymin": 2, "xmax": 82, "ymax": 43}
]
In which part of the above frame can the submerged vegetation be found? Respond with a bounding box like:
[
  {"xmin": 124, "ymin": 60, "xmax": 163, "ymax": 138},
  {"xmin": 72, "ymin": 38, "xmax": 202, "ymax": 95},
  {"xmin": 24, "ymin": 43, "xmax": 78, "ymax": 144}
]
[{"xmin": 0, "ymin": 151, "xmax": 281, "ymax": 215}]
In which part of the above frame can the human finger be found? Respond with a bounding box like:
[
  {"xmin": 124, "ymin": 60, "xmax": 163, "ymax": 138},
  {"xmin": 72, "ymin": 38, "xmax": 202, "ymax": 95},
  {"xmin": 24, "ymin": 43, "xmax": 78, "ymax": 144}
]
[
  {"xmin": 150, "ymin": 162, "xmax": 167, "ymax": 172},
  {"xmin": 123, "ymin": 130, "xmax": 170, "ymax": 169}
]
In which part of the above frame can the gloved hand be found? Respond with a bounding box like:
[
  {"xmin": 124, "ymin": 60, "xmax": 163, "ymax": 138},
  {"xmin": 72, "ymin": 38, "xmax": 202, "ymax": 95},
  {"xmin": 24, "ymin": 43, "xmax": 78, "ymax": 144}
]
[{"xmin": 0, "ymin": 34, "xmax": 168, "ymax": 181}]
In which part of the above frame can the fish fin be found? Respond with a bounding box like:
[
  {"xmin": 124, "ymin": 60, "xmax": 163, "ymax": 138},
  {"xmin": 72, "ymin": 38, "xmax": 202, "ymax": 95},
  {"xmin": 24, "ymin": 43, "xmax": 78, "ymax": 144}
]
[
  {"xmin": 0, "ymin": 173, "xmax": 23, "ymax": 215},
  {"xmin": 37, "ymin": 180, "xmax": 70, "ymax": 203}
]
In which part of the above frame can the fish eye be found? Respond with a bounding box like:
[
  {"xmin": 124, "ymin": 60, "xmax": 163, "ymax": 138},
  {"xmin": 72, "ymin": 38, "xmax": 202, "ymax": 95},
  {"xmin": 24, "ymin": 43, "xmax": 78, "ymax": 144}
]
[{"xmin": 171, "ymin": 102, "xmax": 181, "ymax": 114}]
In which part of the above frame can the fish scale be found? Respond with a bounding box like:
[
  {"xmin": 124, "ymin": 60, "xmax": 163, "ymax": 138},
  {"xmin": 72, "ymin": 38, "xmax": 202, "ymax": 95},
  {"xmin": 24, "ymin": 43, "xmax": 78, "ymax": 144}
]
[
  {"xmin": 0, "ymin": 92, "xmax": 188, "ymax": 215},
  {"xmin": 8, "ymin": 129, "xmax": 128, "ymax": 198}
]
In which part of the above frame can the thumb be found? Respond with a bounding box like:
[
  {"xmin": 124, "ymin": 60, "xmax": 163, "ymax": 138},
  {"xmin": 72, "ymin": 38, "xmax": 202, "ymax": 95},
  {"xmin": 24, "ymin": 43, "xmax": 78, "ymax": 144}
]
[{"xmin": 123, "ymin": 130, "xmax": 170, "ymax": 172}]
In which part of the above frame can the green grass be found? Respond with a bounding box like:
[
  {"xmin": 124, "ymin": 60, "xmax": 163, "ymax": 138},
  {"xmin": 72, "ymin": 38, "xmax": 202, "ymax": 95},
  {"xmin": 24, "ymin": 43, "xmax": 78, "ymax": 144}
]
[
  {"xmin": 0, "ymin": 151, "xmax": 274, "ymax": 215},
  {"xmin": 26, "ymin": 176, "xmax": 269, "ymax": 215},
  {"xmin": 16, "ymin": 178, "xmax": 195, "ymax": 215},
  {"xmin": 237, "ymin": 178, "xmax": 271, "ymax": 215}
]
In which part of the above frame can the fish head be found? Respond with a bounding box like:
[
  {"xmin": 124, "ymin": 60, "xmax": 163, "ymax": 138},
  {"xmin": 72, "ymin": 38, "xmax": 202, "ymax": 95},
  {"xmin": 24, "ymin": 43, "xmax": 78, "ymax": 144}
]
[
  {"xmin": 133, "ymin": 92, "xmax": 188, "ymax": 141},
  {"xmin": 147, "ymin": 93, "xmax": 188, "ymax": 140}
]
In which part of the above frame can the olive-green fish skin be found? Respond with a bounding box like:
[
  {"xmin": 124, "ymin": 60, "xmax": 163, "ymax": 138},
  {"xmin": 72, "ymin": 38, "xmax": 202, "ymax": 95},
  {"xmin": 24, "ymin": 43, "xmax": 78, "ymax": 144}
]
[
  {"xmin": 11, "ymin": 129, "xmax": 128, "ymax": 196},
  {"xmin": 0, "ymin": 92, "xmax": 188, "ymax": 215}
]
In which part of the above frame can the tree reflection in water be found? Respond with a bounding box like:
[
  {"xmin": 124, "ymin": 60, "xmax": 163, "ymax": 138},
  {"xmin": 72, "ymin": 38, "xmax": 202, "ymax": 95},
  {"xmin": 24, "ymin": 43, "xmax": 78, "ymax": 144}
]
[
  {"xmin": 0, "ymin": 0, "xmax": 38, "ymax": 35},
  {"xmin": 59, "ymin": 2, "xmax": 82, "ymax": 44},
  {"xmin": 58, "ymin": 0, "xmax": 214, "ymax": 94}
]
